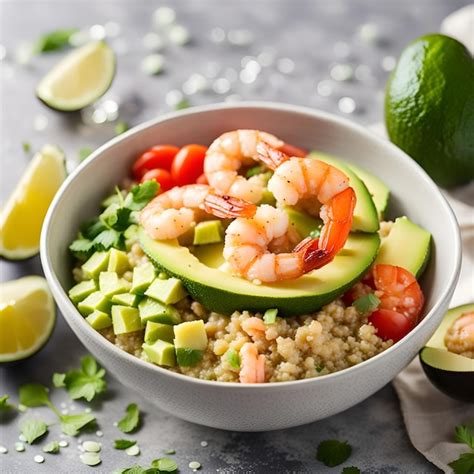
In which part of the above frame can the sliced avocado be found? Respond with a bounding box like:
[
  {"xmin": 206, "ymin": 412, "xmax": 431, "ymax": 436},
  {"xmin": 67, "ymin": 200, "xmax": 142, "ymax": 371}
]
[
  {"xmin": 86, "ymin": 310, "xmax": 112, "ymax": 330},
  {"xmin": 176, "ymin": 348, "xmax": 204, "ymax": 367},
  {"xmin": 78, "ymin": 291, "xmax": 111, "ymax": 316},
  {"xmin": 193, "ymin": 220, "xmax": 224, "ymax": 246},
  {"xmin": 142, "ymin": 340, "xmax": 176, "ymax": 366},
  {"xmin": 111, "ymin": 305, "xmax": 142, "ymax": 334},
  {"xmin": 111, "ymin": 292, "xmax": 140, "ymax": 307},
  {"xmin": 419, "ymin": 304, "xmax": 474, "ymax": 403},
  {"xmin": 139, "ymin": 227, "xmax": 380, "ymax": 315},
  {"xmin": 286, "ymin": 208, "xmax": 321, "ymax": 239},
  {"xmin": 145, "ymin": 277, "xmax": 187, "ymax": 305},
  {"xmin": 130, "ymin": 262, "xmax": 156, "ymax": 295},
  {"xmin": 309, "ymin": 152, "xmax": 379, "ymax": 232},
  {"xmin": 138, "ymin": 297, "xmax": 181, "ymax": 325},
  {"xmin": 99, "ymin": 272, "xmax": 131, "ymax": 298},
  {"xmin": 144, "ymin": 321, "xmax": 174, "ymax": 344},
  {"xmin": 68, "ymin": 279, "xmax": 98, "ymax": 304},
  {"xmin": 107, "ymin": 248, "xmax": 130, "ymax": 274},
  {"xmin": 174, "ymin": 320, "xmax": 208, "ymax": 350},
  {"xmin": 375, "ymin": 216, "xmax": 431, "ymax": 278},
  {"xmin": 82, "ymin": 251, "xmax": 110, "ymax": 279}
]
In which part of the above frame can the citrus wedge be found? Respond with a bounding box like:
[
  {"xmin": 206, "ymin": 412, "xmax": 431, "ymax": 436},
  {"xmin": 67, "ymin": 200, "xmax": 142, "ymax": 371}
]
[
  {"xmin": 36, "ymin": 41, "xmax": 116, "ymax": 111},
  {"xmin": 0, "ymin": 276, "xmax": 56, "ymax": 363},
  {"xmin": 0, "ymin": 144, "xmax": 66, "ymax": 260}
]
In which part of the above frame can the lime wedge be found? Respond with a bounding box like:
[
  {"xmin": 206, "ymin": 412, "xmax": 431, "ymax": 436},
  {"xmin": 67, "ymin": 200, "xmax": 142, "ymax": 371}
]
[
  {"xmin": 0, "ymin": 276, "xmax": 56, "ymax": 363},
  {"xmin": 36, "ymin": 41, "xmax": 116, "ymax": 111},
  {"xmin": 0, "ymin": 145, "xmax": 66, "ymax": 260}
]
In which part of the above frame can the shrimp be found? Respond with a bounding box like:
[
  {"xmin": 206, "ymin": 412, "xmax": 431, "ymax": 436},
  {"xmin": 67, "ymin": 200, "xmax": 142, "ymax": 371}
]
[
  {"xmin": 140, "ymin": 184, "xmax": 211, "ymax": 240},
  {"xmin": 239, "ymin": 342, "xmax": 266, "ymax": 383},
  {"xmin": 372, "ymin": 264, "xmax": 424, "ymax": 325},
  {"xmin": 242, "ymin": 317, "xmax": 266, "ymax": 341},
  {"xmin": 204, "ymin": 196, "xmax": 323, "ymax": 282},
  {"xmin": 204, "ymin": 130, "xmax": 306, "ymax": 204},
  {"xmin": 445, "ymin": 312, "xmax": 474, "ymax": 358}
]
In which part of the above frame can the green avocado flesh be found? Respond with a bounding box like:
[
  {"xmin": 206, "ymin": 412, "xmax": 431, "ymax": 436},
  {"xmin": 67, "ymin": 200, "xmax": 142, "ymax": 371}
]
[
  {"xmin": 139, "ymin": 227, "xmax": 380, "ymax": 316},
  {"xmin": 375, "ymin": 216, "xmax": 431, "ymax": 278},
  {"xmin": 420, "ymin": 347, "xmax": 474, "ymax": 372}
]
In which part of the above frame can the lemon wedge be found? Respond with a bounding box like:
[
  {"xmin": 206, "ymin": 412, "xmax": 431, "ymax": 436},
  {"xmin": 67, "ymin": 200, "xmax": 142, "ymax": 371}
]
[
  {"xmin": 0, "ymin": 144, "xmax": 66, "ymax": 260},
  {"xmin": 0, "ymin": 276, "xmax": 55, "ymax": 363},
  {"xmin": 36, "ymin": 41, "xmax": 116, "ymax": 111}
]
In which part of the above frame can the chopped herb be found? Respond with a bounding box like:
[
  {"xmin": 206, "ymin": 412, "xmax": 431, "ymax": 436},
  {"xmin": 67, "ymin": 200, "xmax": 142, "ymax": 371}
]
[
  {"xmin": 152, "ymin": 457, "xmax": 178, "ymax": 472},
  {"xmin": 342, "ymin": 467, "xmax": 361, "ymax": 474},
  {"xmin": 174, "ymin": 99, "xmax": 190, "ymax": 110},
  {"xmin": 118, "ymin": 403, "xmax": 140, "ymax": 433},
  {"xmin": 114, "ymin": 466, "xmax": 147, "ymax": 474},
  {"xmin": 81, "ymin": 218, "xmax": 108, "ymax": 240},
  {"xmin": 263, "ymin": 308, "xmax": 278, "ymax": 324},
  {"xmin": 353, "ymin": 293, "xmax": 380, "ymax": 316},
  {"xmin": 33, "ymin": 28, "xmax": 78, "ymax": 54},
  {"xmin": 43, "ymin": 441, "xmax": 60, "ymax": 454},
  {"xmin": 0, "ymin": 395, "xmax": 13, "ymax": 411},
  {"xmin": 246, "ymin": 165, "xmax": 265, "ymax": 178},
  {"xmin": 449, "ymin": 453, "xmax": 474, "ymax": 474},
  {"xmin": 69, "ymin": 238, "xmax": 96, "ymax": 261},
  {"xmin": 176, "ymin": 348, "xmax": 203, "ymax": 367},
  {"xmin": 125, "ymin": 181, "xmax": 159, "ymax": 211},
  {"xmin": 19, "ymin": 418, "xmax": 48, "ymax": 444},
  {"xmin": 60, "ymin": 412, "xmax": 96, "ymax": 436},
  {"xmin": 101, "ymin": 204, "xmax": 132, "ymax": 231},
  {"xmin": 114, "ymin": 439, "xmax": 137, "ymax": 450},
  {"xmin": 316, "ymin": 365, "xmax": 325, "ymax": 373},
  {"xmin": 19, "ymin": 383, "xmax": 50, "ymax": 408},
  {"xmin": 316, "ymin": 439, "xmax": 352, "ymax": 467},
  {"xmin": 164, "ymin": 449, "xmax": 176, "ymax": 455},
  {"xmin": 79, "ymin": 147, "xmax": 93, "ymax": 162},
  {"xmin": 115, "ymin": 121, "xmax": 130, "ymax": 135},
  {"xmin": 455, "ymin": 425, "xmax": 474, "ymax": 450},
  {"xmin": 54, "ymin": 355, "xmax": 107, "ymax": 402},
  {"xmin": 22, "ymin": 142, "xmax": 31, "ymax": 154},
  {"xmin": 93, "ymin": 228, "xmax": 124, "ymax": 251},
  {"xmin": 52, "ymin": 373, "xmax": 66, "ymax": 388},
  {"xmin": 225, "ymin": 349, "xmax": 240, "ymax": 369}
]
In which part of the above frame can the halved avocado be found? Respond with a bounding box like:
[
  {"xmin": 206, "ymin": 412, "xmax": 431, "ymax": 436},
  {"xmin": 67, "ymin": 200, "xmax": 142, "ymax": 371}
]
[
  {"xmin": 420, "ymin": 304, "xmax": 474, "ymax": 403},
  {"xmin": 139, "ymin": 226, "xmax": 380, "ymax": 316},
  {"xmin": 375, "ymin": 216, "xmax": 431, "ymax": 278}
]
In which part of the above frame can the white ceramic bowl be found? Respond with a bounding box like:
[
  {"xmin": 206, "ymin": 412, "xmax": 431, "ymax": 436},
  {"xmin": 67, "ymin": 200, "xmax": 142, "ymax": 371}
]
[{"xmin": 41, "ymin": 103, "xmax": 461, "ymax": 431}]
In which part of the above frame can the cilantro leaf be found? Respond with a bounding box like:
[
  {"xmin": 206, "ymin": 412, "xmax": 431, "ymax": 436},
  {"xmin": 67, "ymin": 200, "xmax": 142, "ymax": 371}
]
[
  {"xmin": 455, "ymin": 425, "xmax": 474, "ymax": 450},
  {"xmin": 125, "ymin": 181, "xmax": 159, "ymax": 211},
  {"xmin": 174, "ymin": 99, "xmax": 190, "ymax": 110},
  {"xmin": 353, "ymin": 293, "xmax": 380, "ymax": 315},
  {"xmin": 342, "ymin": 467, "xmax": 361, "ymax": 474},
  {"xmin": 101, "ymin": 204, "xmax": 132, "ymax": 231},
  {"xmin": 114, "ymin": 439, "xmax": 137, "ymax": 450},
  {"xmin": 449, "ymin": 453, "xmax": 474, "ymax": 474},
  {"xmin": 52, "ymin": 373, "xmax": 66, "ymax": 388},
  {"xmin": 33, "ymin": 28, "xmax": 78, "ymax": 53},
  {"xmin": 115, "ymin": 466, "xmax": 147, "ymax": 474},
  {"xmin": 115, "ymin": 121, "xmax": 130, "ymax": 136},
  {"xmin": 20, "ymin": 418, "xmax": 48, "ymax": 444},
  {"xmin": 0, "ymin": 395, "xmax": 13, "ymax": 411},
  {"xmin": 19, "ymin": 383, "xmax": 50, "ymax": 408},
  {"xmin": 316, "ymin": 439, "xmax": 352, "ymax": 467},
  {"xmin": 43, "ymin": 441, "xmax": 60, "ymax": 454},
  {"xmin": 69, "ymin": 238, "xmax": 95, "ymax": 261},
  {"xmin": 93, "ymin": 228, "xmax": 123, "ymax": 251},
  {"xmin": 79, "ymin": 147, "xmax": 93, "ymax": 162},
  {"xmin": 151, "ymin": 457, "xmax": 178, "ymax": 472},
  {"xmin": 225, "ymin": 349, "xmax": 240, "ymax": 369},
  {"xmin": 118, "ymin": 403, "xmax": 140, "ymax": 433},
  {"xmin": 81, "ymin": 218, "xmax": 108, "ymax": 240},
  {"xmin": 60, "ymin": 412, "xmax": 96, "ymax": 436}
]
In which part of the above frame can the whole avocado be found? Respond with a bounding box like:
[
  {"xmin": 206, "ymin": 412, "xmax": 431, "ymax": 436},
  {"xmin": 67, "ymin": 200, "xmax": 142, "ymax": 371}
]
[{"xmin": 385, "ymin": 34, "xmax": 474, "ymax": 187}]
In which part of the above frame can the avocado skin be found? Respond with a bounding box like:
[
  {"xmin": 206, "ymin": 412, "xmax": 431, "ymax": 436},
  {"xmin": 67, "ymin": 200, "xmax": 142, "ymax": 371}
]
[{"xmin": 420, "ymin": 358, "xmax": 474, "ymax": 403}]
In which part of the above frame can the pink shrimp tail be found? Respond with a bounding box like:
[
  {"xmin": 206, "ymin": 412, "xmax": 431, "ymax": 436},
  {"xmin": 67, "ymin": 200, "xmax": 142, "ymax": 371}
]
[
  {"xmin": 203, "ymin": 193, "xmax": 257, "ymax": 219},
  {"xmin": 256, "ymin": 141, "xmax": 290, "ymax": 170},
  {"xmin": 279, "ymin": 142, "xmax": 308, "ymax": 158}
]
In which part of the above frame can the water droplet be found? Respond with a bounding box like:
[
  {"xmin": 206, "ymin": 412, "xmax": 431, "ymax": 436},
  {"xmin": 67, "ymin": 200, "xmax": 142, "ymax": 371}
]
[
  {"xmin": 33, "ymin": 115, "xmax": 48, "ymax": 131},
  {"xmin": 244, "ymin": 60, "xmax": 261, "ymax": 76},
  {"xmin": 210, "ymin": 27, "xmax": 226, "ymax": 44},
  {"xmin": 354, "ymin": 64, "xmax": 376, "ymax": 84},
  {"xmin": 189, "ymin": 461, "xmax": 201, "ymax": 470},
  {"xmin": 338, "ymin": 96, "xmax": 357, "ymax": 114},
  {"xmin": 358, "ymin": 23, "xmax": 379, "ymax": 43},
  {"xmin": 153, "ymin": 7, "xmax": 176, "ymax": 27},
  {"xmin": 61, "ymin": 409, "xmax": 69, "ymax": 415},
  {"xmin": 257, "ymin": 49, "xmax": 275, "ymax": 67},
  {"xmin": 85, "ymin": 408, "xmax": 92, "ymax": 414},
  {"xmin": 60, "ymin": 402, "xmax": 67, "ymax": 409},
  {"xmin": 330, "ymin": 63, "xmax": 353, "ymax": 81},
  {"xmin": 34, "ymin": 455, "xmax": 45, "ymax": 463},
  {"xmin": 104, "ymin": 21, "xmax": 121, "ymax": 38},
  {"xmin": 333, "ymin": 41, "xmax": 351, "ymax": 58},
  {"xmin": 95, "ymin": 431, "xmax": 103, "ymax": 438},
  {"xmin": 82, "ymin": 441, "xmax": 101, "ymax": 453},
  {"xmin": 15, "ymin": 442, "xmax": 25, "ymax": 452},
  {"xmin": 382, "ymin": 55, "xmax": 396, "ymax": 71},
  {"xmin": 203, "ymin": 61, "xmax": 220, "ymax": 79},
  {"xmin": 59, "ymin": 441, "xmax": 69, "ymax": 448},
  {"xmin": 143, "ymin": 32, "xmax": 165, "ymax": 51},
  {"xmin": 317, "ymin": 80, "xmax": 334, "ymax": 97},
  {"xmin": 141, "ymin": 54, "xmax": 165, "ymax": 75},
  {"xmin": 89, "ymin": 24, "xmax": 106, "ymax": 41},
  {"xmin": 277, "ymin": 58, "xmax": 295, "ymax": 74},
  {"xmin": 239, "ymin": 68, "xmax": 257, "ymax": 84},
  {"xmin": 200, "ymin": 441, "xmax": 208, "ymax": 447},
  {"xmin": 212, "ymin": 78, "xmax": 231, "ymax": 94},
  {"xmin": 19, "ymin": 434, "xmax": 26, "ymax": 442},
  {"xmin": 80, "ymin": 452, "xmax": 101, "ymax": 466},
  {"xmin": 182, "ymin": 73, "xmax": 207, "ymax": 95},
  {"xmin": 166, "ymin": 89, "xmax": 184, "ymax": 106},
  {"xmin": 227, "ymin": 29, "xmax": 254, "ymax": 46},
  {"xmin": 91, "ymin": 109, "xmax": 107, "ymax": 124},
  {"xmin": 0, "ymin": 446, "xmax": 8, "ymax": 454},
  {"xmin": 102, "ymin": 99, "xmax": 120, "ymax": 121},
  {"xmin": 168, "ymin": 25, "xmax": 190, "ymax": 46},
  {"xmin": 126, "ymin": 444, "xmax": 140, "ymax": 456}
]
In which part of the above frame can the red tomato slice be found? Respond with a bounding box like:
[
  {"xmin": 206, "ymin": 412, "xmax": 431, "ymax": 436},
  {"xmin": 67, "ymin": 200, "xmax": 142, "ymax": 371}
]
[
  {"xmin": 368, "ymin": 309, "xmax": 414, "ymax": 343},
  {"xmin": 171, "ymin": 144, "xmax": 208, "ymax": 186},
  {"xmin": 196, "ymin": 173, "xmax": 208, "ymax": 184},
  {"xmin": 141, "ymin": 168, "xmax": 175, "ymax": 192},
  {"xmin": 132, "ymin": 145, "xmax": 180, "ymax": 179}
]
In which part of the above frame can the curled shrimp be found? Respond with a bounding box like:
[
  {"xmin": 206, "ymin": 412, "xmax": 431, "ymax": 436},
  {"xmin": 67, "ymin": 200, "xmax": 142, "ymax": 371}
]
[
  {"xmin": 445, "ymin": 311, "xmax": 474, "ymax": 357},
  {"xmin": 140, "ymin": 184, "xmax": 211, "ymax": 240},
  {"xmin": 204, "ymin": 130, "xmax": 306, "ymax": 204},
  {"xmin": 204, "ymin": 196, "xmax": 323, "ymax": 282},
  {"xmin": 242, "ymin": 317, "xmax": 266, "ymax": 341},
  {"xmin": 239, "ymin": 342, "xmax": 265, "ymax": 383}
]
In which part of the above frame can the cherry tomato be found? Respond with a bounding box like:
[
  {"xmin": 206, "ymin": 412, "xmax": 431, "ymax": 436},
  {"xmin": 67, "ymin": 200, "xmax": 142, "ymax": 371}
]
[
  {"xmin": 171, "ymin": 144, "xmax": 208, "ymax": 186},
  {"xmin": 132, "ymin": 145, "xmax": 180, "ymax": 179},
  {"xmin": 196, "ymin": 173, "xmax": 208, "ymax": 184},
  {"xmin": 368, "ymin": 309, "xmax": 414, "ymax": 343},
  {"xmin": 141, "ymin": 168, "xmax": 175, "ymax": 192}
]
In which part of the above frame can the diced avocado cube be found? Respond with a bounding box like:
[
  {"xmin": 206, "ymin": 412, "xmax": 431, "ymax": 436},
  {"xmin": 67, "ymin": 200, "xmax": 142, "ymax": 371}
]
[
  {"xmin": 124, "ymin": 224, "xmax": 138, "ymax": 241},
  {"xmin": 144, "ymin": 321, "xmax": 174, "ymax": 344},
  {"xmin": 107, "ymin": 248, "xmax": 130, "ymax": 274},
  {"xmin": 111, "ymin": 305, "xmax": 142, "ymax": 334},
  {"xmin": 142, "ymin": 340, "xmax": 176, "ymax": 367},
  {"xmin": 176, "ymin": 348, "xmax": 204, "ymax": 367},
  {"xmin": 193, "ymin": 220, "xmax": 224, "ymax": 245},
  {"xmin": 174, "ymin": 320, "xmax": 208, "ymax": 350},
  {"xmin": 86, "ymin": 310, "xmax": 112, "ymax": 330},
  {"xmin": 99, "ymin": 272, "xmax": 131, "ymax": 297},
  {"xmin": 111, "ymin": 292, "xmax": 140, "ymax": 307},
  {"xmin": 259, "ymin": 189, "xmax": 276, "ymax": 206},
  {"xmin": 78, "ymin": 291, "xmax": 111, "ymax": 316},
  {"xmin": 145, "ymin": 277, "xmax": 187, "ymax": 305},
  {"xmin": 263, "ymin": 308, "xmax": 278, "ymax": 324},
  {"xmin": 68, "ymin": 280, "xmax": 98, "ymax": 304},
  {"xmin": 82, "ymin": 251, "xmax": 110, "ymax": 279},
  {"xmin": 138, "ymin": 297, "xmax": 181, "ymax": 325},
  {"xmin": 130, "ymin": 262, "xmax": 156, "ymax": 294}
]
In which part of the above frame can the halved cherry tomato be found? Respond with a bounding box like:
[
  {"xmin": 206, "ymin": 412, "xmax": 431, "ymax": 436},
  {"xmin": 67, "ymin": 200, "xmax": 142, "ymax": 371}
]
[
  {"xmin": 171, "ymin": 144, "xmax": 208, "ymax": 186},
  {"xmin": 141, "ymin": 168, "xmax": 175, "ymax": 192},
  {"xmin": 196, "ymin": 173, "xmax": 208, "ymax": 184},
  {"xmin": 368, "ymin": 309, "xmax": 413, "ymax": 343},
  {"xmin": 132, "ymin": 145, "xmax": 180, "ymax": 179}
]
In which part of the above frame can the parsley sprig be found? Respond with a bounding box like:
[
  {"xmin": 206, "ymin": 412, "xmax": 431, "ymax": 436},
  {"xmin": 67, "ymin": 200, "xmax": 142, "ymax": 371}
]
[
  {"xmin": 316, "ymin": 439, "xmax": 352, "ymax": 467},
  {"xmin": 0, "ymin": 394, "xmax": 14, "ymax": 412},
  {"xmin": 114, "ymin": 457, "xmax": 178, "ymax": 474},
  {"xmin": 69, "ymin": 180, "xmax": 158, "ymax": 260},
  {"xmin": 449, "ymin": 424, "xmax": 474, "ymax": 474},
  {"xmin": 117, "ymin": 403, "xmax": 141, "ymax": 433}
]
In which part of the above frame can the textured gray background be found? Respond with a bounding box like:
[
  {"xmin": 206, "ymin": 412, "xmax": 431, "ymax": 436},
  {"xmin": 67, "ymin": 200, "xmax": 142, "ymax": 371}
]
[{"xmin": 0, "ymin": 0, "xmax": 468, "ymax": 472}]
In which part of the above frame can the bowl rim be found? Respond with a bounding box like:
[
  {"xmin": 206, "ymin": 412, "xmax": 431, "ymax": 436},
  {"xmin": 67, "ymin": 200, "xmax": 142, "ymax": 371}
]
[{"xmin": 40, "ymin": 101, "xmax": 462, "ymax": 390}]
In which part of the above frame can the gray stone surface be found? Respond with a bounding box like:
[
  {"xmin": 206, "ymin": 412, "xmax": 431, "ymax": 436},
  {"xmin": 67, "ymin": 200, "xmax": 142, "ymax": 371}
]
[{"xmin": 1, "ymin": 0, "xmax": 467, "ymax": 472}]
